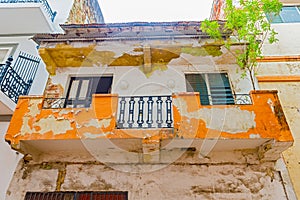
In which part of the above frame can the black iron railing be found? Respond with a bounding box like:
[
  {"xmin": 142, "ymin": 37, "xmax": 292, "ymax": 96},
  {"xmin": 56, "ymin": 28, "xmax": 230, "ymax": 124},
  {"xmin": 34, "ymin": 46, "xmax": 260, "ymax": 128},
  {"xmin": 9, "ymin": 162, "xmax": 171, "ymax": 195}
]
[
  {"xmin": 200, "ymin": 94, "xmax": 252, "ymax": 105},
  {"xmin": 0, "ymin": 57, "xmax": 32, "ymax": 103},
  {"xmin": 0, "ymin": 54, "xmax": 40, "ymax": 103},
  {"xmin": 25, "ymin": 191, "xmax": 128, "ymax": 200},
  {"xmin": 13, "ymin": 51, "xmax": 40, "ymax": 82},
  {"xmin": 42, "ymin": 94, "xmax": 252, "ymax": 129},
  {"xmin": 0, "ymin": 0, "xmax": 57, "ymax": 22},
  {"xmin": 117, "ymin": 95, "xmax": 173, "ymax": 129}
]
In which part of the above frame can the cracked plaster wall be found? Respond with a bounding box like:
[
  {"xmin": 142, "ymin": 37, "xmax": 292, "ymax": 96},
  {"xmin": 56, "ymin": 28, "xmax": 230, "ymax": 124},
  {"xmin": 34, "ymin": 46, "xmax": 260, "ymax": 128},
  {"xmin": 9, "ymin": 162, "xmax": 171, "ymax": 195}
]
[
  {"xmin": 6, "ymin": 153, "xmax": 290, "ymax": 200},
  {"xmin": 259, "ymin": 23, "xmax": 300, "ymax": 199},
  {"xmin": 47, "ymin": 41, "xmax": 253, "ymax": 98},
  {"xmin": 259, "ymin": 82, "xmax": 300, "ymax": 198}
]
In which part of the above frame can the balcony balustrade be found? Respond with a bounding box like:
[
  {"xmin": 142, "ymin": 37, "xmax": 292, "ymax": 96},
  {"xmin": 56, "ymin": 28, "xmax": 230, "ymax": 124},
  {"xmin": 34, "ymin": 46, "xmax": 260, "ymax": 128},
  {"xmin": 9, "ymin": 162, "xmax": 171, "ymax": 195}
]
[
  {"xmin": 0, "ymin": 53, "xmax": 40, "ymax": 103},
  {"xmin": 0, "ymin": 0, "xmax": 56, "ymax": 21},
  {"xmin": 42, "ymin": 94, "xmax": 252, "ymax": 129},
  {"xmin": 5, "ymin": 91, "xmax": 293, "ymax": 162}
]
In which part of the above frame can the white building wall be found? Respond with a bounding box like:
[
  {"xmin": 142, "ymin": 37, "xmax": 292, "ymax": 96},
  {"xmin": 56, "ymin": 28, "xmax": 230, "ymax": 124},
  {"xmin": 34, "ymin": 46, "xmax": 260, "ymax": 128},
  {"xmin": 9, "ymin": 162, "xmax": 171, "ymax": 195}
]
[
  {"xmin": 258, "ymin": 18, "xmax": 300, "ymax": 199},
  {"xmin": 0, "ymin": 123, "xmax": 22, "ymax": 200}
]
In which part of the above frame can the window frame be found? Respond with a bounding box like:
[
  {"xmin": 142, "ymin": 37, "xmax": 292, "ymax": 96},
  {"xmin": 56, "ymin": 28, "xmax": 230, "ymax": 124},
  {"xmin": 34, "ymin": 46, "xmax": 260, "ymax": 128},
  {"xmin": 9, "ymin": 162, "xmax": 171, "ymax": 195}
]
[
  {"xmin": 266, "ymin": 6, "xmax": 300, "ymax": 23},
  {"xmin": 0, "ymin": 44, "xmax": 18, "ymax": 64},
  {"xmin": 185, "ymin": 72, "xmax": 235, "ymax": 105},
  {"xmin": 64, "ymin": 75, "xmax": 113, "ymax": 108}
]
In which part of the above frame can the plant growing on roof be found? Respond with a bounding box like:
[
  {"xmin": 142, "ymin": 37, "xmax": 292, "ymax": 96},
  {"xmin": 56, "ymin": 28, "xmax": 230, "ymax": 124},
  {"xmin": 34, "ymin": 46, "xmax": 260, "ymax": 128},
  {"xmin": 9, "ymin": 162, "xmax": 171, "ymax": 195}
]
[{"xmin": 201, "ymin": 0, "xmax": 282, "ymax": 90}]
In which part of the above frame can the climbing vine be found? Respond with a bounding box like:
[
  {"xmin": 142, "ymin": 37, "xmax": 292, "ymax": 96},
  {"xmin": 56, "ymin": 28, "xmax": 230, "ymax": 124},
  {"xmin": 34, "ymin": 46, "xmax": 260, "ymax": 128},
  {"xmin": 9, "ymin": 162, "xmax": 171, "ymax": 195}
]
[{"xmin": 201, "ymin": 0, "xmax": 282, "ymax": 89}]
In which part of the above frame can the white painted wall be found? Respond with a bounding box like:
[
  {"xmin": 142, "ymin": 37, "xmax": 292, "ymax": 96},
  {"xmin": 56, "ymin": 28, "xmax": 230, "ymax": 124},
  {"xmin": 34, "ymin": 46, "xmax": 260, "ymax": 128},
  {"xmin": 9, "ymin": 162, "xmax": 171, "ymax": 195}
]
[
  {"xmin": 0, "ymin": 2, "xmax": 75, "ymax": 198},
  {"xmin": 0, "ymin": 123, "xmax": 22, "ymax": 200},
  {"xmin": 51, "ymin": 62, "xmax": 253, "ymax": 98},
  {"xmin": 263, "ymin": 23, "xmax": 300, "ymax": 56},
  {"xmin": 258, "ymin": 17, "xmax": 300, "ymax": 199},
  {"xmin": 48, "ymin": 0, "xmax": 74, "ymax": 25}
]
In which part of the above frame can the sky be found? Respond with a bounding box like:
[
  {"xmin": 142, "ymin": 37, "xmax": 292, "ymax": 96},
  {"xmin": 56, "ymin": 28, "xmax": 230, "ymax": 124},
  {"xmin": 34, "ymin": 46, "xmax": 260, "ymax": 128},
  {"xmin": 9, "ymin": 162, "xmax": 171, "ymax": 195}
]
[{"xmin": 98, "ymin": 0, "xmax": 213, "ymax": 23}]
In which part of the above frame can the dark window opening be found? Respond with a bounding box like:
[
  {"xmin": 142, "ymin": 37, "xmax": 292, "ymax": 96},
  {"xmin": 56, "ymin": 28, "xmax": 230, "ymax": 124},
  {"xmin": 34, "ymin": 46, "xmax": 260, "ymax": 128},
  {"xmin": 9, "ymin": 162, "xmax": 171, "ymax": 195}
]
[
  {"xmin": 185, "ymin": 73, "xmax": 234, "ymax": 105},
  {"xmin": 65, "ymin": 76, "xmax": 113, "ymax": 108}
]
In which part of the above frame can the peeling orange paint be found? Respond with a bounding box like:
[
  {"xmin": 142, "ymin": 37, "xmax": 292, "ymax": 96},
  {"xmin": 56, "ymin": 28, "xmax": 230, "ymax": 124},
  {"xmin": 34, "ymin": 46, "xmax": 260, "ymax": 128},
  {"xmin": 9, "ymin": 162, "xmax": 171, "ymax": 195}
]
[
  {"xmin": 172, "ymin": 91, "xmax": 293, "ymax": 142},
  {"xmin": 5, "ymin": 91, "xmax": 293, "ymax": 153}
]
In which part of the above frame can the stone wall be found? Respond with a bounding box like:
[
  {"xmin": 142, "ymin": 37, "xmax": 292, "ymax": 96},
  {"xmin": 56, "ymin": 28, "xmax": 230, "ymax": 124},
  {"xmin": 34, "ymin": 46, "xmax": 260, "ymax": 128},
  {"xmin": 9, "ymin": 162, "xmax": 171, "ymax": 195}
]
[{"xmin": 67, "ymin": 0, "xmax": 104, "ymax": 24}]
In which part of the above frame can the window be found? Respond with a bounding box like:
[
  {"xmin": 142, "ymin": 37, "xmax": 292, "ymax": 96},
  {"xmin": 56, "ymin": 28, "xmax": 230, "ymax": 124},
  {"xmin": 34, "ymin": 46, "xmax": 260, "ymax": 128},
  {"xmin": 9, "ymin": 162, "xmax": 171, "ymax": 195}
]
[
  {"xmin": 24, "ymin": 191, "xmax": 128, "ymax": 200},
  {"xmin": 65, "ymin": 76, "xmax": 113, "ymax": 108},
  {"xmin": 0, "ymin": 44, "xmax": 18, "ymax": 63},
  {"xmin": 185, "ymin": 73, "xmax": 234, "ymax": 105},
  {"xmin": 266, "ymin": 6, "xmax": 300, "ymax": 23}
]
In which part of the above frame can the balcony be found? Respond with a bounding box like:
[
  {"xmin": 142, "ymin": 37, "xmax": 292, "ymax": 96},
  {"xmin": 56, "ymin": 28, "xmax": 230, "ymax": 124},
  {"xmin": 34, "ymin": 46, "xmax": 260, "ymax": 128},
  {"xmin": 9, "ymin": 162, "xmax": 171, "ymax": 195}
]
[
  {"xmin": 0, "ymin": 52, "xmax": 40, "ymax": 103},
  {"xmin": 0, "ymin": 0, "xmax": 56, "ymax": 34},
  {"xmin": 5, "ymin": 90, "xmax": 293, "ymax": 163}
]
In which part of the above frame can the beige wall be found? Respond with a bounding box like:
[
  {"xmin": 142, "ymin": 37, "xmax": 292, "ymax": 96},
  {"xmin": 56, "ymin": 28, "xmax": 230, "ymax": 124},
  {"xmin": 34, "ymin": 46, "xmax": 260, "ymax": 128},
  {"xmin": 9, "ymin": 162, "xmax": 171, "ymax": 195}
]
[
  {"xmin": 258, "ymin": 22, "xmax": 300, "ymax": 199},
  {"xmin": 6, "ymin": 150, "xmax": 291, "ymax": 200}
]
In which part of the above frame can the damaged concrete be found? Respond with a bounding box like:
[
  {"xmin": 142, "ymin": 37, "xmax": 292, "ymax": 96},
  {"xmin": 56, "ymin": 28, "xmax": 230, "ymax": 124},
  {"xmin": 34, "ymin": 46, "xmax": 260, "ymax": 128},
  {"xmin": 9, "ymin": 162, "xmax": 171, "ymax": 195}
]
[{"xmin": 6, "ymin": 151, "xmax": 290, "ymax": 200}]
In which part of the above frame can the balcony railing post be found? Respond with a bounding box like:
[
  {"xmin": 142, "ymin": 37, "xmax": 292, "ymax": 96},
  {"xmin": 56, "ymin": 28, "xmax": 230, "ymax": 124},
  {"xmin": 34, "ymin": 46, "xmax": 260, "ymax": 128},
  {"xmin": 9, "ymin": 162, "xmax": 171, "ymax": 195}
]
[
  {"xmin": 0, "ymin": 56, "xmax": 12, "ymax": 83},
  {"xmin": 137, "ymin": 97, "xmax": 145, "ymax": 128},
  {"xmin": 117, "ymin": 97, "xmax": 126, "ymax": 129},
  {"xmin": 127, "ymin": 97, "xmax": 135, "ymax": 128},
  {"xmin": 166, "ymin": 96, "xmax": 173, "ymax": 128},
  {"xmin": 116, "ymin": 95, "xmax": 173, "ymax": 129},
  {"xmin": 146, "ymin": 97, "xmax": 154, "ymax": 128},
  {"xmin": 156, "ymin": 97, "xmax": 163, "ymax": 128}
]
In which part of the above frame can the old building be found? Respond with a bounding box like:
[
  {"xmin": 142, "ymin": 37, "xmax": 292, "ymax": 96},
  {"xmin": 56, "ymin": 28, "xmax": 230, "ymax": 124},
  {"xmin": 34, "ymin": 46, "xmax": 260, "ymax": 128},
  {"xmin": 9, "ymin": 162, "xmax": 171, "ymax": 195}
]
[
  {"xmin": 3, "ymin": 21, "xmax": 294, "ymax": 199},
  {"xmin": 257, "ymin": 2, "xmax": 300, "ymax": 199},
  {"xmin": 0, "ymin": 0, "xmax": 104, "ymax": 199}
]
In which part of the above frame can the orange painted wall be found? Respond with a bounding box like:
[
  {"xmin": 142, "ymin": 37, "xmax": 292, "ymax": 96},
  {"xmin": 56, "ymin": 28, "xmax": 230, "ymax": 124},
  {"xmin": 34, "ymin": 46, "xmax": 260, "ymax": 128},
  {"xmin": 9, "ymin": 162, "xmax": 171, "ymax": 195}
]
[{"xmin": 5, "ymin": 91, "xmax": 293, "ymax": 151}]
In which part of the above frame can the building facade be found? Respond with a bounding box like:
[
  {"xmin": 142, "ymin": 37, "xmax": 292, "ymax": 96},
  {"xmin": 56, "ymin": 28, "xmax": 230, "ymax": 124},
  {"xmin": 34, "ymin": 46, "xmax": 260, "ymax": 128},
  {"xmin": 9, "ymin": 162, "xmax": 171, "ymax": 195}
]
[
  {"xmin": 3, "ymin": 21, "xmax": 294, "ymax": 199},
  {"xmin": 257, "ymin": 2, "xmax": 300, "ymax": 198},
  {"xmin": 0, "ymin": 0, "xmax": 104, "ymax": 199},
  {"xmin": 210, "ymin": 0, "xmax": 300, "ymax": 198}
]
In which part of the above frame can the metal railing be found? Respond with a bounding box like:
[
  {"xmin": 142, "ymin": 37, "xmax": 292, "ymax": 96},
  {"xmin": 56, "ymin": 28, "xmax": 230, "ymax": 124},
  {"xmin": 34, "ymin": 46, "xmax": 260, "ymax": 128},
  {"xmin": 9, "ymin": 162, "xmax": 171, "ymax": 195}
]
[
  {"xmin": 117, "ymin": 95, "xmax": 173, "ymax": 129},
  {"xmin": 0, "ymin": 57, "xmax": 33, "ymax": 103},
  {"xmin": 0, "ymin": 0, "xmax": 57, "ymax": 22},
  {"xmin": 200, "ymin": 94, "xmax": 252, "ymax": 105},
  {"xmin": 42, "ymin": 94, "xmax": 252, "ymax": 129},
  {"xmin": 25, "ymin": 191, "xmax": 128, "ymax": 200},
  {"xmin": 13, "ymin": 51, "xmax": 40, "ymax": 82}
]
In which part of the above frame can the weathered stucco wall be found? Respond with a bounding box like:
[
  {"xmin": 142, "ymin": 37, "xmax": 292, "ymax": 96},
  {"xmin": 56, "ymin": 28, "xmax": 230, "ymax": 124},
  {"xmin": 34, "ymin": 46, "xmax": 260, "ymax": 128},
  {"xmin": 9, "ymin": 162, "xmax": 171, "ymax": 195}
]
[
  {"xmin": 39, "ymin": 40, "xmax": 254, "ymax": 97},
  {"xmin": 258, "ymin": 23, "xmax": 300, "ymax": 199},
  {"xmin": 259, "ymin": 82, "xmax": 300, "ymax": 198},
  {"xmin": 5, "ymin": 90, "xmax": 293, "ymax": 153},
  {"xmin": 6, "ymin": 152, "xmax": 290, "ymax": 200}
]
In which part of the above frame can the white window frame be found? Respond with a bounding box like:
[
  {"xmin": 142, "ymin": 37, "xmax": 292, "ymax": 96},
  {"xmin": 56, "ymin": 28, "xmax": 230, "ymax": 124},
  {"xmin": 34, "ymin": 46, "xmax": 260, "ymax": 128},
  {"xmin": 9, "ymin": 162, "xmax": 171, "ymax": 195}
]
[{"xmin": 0, "ymin": 44, "xmax": 18, "ymax": 64}]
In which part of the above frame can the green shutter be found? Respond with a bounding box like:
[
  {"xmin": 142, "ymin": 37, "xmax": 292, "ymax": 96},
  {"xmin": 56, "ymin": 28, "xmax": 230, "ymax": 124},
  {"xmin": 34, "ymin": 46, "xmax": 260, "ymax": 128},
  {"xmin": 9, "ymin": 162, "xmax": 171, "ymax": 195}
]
[
  {"xmin": 185, "ymin": 74, "xmax": 209, "ymax": 105},
  {"xmin": 208, "ymin": 73, "xmax": 234, "ymax": 105}
]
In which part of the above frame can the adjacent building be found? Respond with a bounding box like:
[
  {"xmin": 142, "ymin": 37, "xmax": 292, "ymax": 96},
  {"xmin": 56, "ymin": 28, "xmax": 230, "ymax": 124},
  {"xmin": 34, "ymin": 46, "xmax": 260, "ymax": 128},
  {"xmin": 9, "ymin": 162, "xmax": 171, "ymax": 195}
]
[
  {"xmin": 211, "ymin": 0, "xmax": 300, "ymax": 198},
  {"xmin": 3, "ymin": 21, "xmax": 294, "ymax": 199},
  {"xmin": 0, "ymin": 0, "xmax": 104, "ymax": 199}
]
